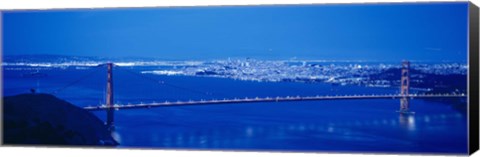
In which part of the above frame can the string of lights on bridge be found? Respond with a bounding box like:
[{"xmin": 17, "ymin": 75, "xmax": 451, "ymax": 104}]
[{"xmin": 84, "ymin": 93, "xmax": 466, "ymax": 111}]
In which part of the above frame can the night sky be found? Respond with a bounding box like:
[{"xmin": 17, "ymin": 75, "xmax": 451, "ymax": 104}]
[{"xmin": 2, "ymin": 2, "xmax": 469, "ymax": 61}]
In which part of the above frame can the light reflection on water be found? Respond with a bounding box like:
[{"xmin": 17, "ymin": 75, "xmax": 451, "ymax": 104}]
[
  {"xmin": 399, "ymin": 114, "xmax": 416, "ymax": 131},
  {"xmin": 114, "ymin": 112, "xmax": 465, "ymax": 151}
]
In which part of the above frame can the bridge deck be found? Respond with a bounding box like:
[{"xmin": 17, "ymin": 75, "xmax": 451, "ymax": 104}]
[{"xmin": 84, "ymin": 94, "xmax": 466, "ymax": 111}]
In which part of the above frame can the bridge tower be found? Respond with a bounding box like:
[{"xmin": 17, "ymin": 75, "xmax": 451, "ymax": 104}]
[
  {"xmin": 399, "ymin": 60, "xmax": 410, "ymax": 113},
  {"xmin": 106, "ymin": 63, "xmax": 114, "ymax": 129}
]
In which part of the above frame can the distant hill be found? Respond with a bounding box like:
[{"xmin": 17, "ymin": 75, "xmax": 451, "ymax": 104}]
[
  {"xmin": 3, "ymin": 54, "xmax": 106, "ymax": 63},
  {"xmin": 368, "ymin": 67, "xmax": 467, "ymax": 93},
  {"xmin": 3, "ymin": 94, "xmax": 118, "ymax": 146},
  {"xmin": 3, "ymin": 54, "xmax": 175, "ymax": 63}
]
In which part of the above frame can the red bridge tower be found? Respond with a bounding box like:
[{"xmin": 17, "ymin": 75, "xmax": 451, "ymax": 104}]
[
  {"xmin": 106, "ymin": 63, "xmax": 114, "ymax": 129},
  {"xmin": 399, "ymin": 60, "xmax": 410, "ymax": 113}
]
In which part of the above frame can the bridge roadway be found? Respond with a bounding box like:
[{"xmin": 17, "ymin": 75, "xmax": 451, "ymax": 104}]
[{"xmin": 83, "ymin": 93, "xmax": 466, "ymax": 111}]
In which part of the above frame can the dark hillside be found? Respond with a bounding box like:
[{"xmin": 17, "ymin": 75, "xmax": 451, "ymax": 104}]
[{"xmin": 3, "ymin": 94, "xmax": 118, "ymax": 146}]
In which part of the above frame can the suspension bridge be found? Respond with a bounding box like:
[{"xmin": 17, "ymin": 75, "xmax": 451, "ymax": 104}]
[
  {"xmin": 84, "ymin": 93, "xmax": 465, "ymax": 111},
  {"xmin": 48, "ymin": 61, "xmax": 466, "ymax": 128}
]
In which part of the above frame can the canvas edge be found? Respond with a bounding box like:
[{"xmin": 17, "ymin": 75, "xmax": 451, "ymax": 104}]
[
  {"xmin": 0, "ymin": 10, "xmax": 4, "ymax": 146},
  {"xmin": 469, "ymin": 1, "xmax": 480, "ymax": 155}
]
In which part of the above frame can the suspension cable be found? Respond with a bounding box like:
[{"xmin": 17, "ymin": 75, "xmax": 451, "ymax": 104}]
[
  {"xmin": 49, "ymin": 65, "xmax": 105, "ymax": 95},
  {"xmin": 114, "ymin": 65, "xmax": 220, "ymax": 97}
]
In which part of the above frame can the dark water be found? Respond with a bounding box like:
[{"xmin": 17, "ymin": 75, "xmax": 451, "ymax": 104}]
[{"xmin": 2, "ymin": 66, "xmax": 468, "ymax": 154}]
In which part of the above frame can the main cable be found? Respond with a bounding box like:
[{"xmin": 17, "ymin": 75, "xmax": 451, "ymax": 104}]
[
  {"xmin": 49, "ymin": 65, "xmax": 105, "ymax": 95},
  {"xmin": 114, "ymin": 66, "xmax": 223, "ymax": 97}
]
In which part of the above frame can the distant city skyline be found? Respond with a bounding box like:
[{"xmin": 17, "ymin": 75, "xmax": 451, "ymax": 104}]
[{"xmin": 2, "ymin": 2, "xmax": 468, "ymax": 62}]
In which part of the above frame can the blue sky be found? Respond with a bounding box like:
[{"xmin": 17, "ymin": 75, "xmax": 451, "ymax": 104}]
[{"xmin": 2, "ymin": 2, "xmax": 469, "ymax": 61}]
